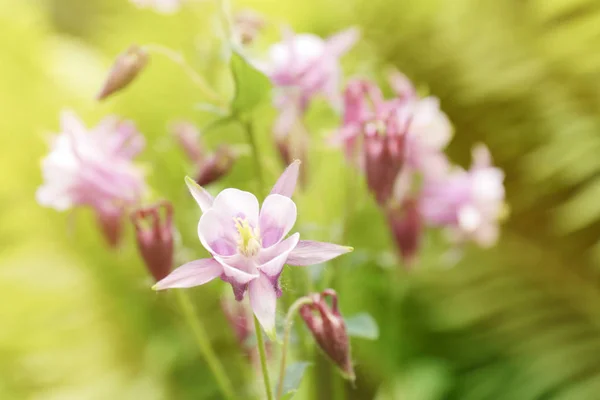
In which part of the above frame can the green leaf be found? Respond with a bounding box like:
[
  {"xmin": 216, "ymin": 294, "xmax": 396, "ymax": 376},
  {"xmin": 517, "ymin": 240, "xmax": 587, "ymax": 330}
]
[
  {"xmin": 277, "ymin": 362, "xmax": 312, "ymax": 400},
  {"xmin": 345, "ymin": 313, "xmax": 379, "ymax": 340},
  {"xmin": 229, "ymin": 48, "xmax": 272, "ymax": 117}
]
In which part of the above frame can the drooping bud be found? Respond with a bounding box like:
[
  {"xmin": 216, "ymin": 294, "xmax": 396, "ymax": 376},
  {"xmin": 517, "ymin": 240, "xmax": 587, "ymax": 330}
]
[
  {"xmin": 97, "ymin": 45, "xmax": 149, "ymax": 101},
  {"xmin": 195, "ymin": 145, "xmax": 236, "ymax": 187},
  {"xmin": 299, "ymin": 289, "xmax": 354, "ymax": 380},
  {"xmin": 386, "ymin": 197, "xmax": 422, "ymax": 267},
  {"xmin": 233, "ymin": 9, "xmax": 266, "ymax": 45},
  {"xmin": 131, "ymin": 201, "xmax": 174, "ymax": 282},
  {"xmin": 96, "ymin": 204, "xmax": 125, "ymax": 248},
  {"xmin": 171, "ymin": 121, "xmax": 203, "ymax": 163}
]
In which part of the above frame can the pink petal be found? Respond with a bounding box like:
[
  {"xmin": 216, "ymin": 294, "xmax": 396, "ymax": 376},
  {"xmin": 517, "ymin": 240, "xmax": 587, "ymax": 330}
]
[
  {"xmin": 325, "ymin": 27, "xmax": 360, "ymax": 57},
  {"xmin": 185, "ymin": 176, "xmax": 214, "ymax": 212},
  {"xmin": 286, "ymin": 240, "xmax": 353, "ymax": 266},
  {"xmin": 259, "ymin": 194, "xmax": 297, "ymax": 248},
  {"xmin": 249, "ymin": 273, "xmax": 277, "ymax": 335},
  {"xmin": 270, "ymin": 160, "xmax": 301, "ymax": 198},
  {"xmin": 152, "ymin": 258, "xmax": 222, "ymax": 290},
  {"xmin": 212, "ymin": 188, "xmax": 259, "ymax": 226},
  {"xmin": 258, "ymin": 232, "xmax": 300, "ymax": 277},
  {"xmin": 214, "ymin": 253, "xmax": 259, "ymax": 285},
  {"xmin": 198, "ymin": 209, "xmax": 238, "ymax": 256}
]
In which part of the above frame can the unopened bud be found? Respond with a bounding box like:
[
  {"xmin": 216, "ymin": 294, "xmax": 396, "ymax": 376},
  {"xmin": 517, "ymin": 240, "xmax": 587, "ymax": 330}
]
[
  {"xmin": 97, "ymin": 45, "xmax": 149, "ymax": 101},
  {"xmin": 131, "ymin": 201, "xmax": 174, "ymax": 282},
  {"xmin": 96, "ymin": 205, "xmax": 125, "ymax": 248},
  {"xmin": 300, "ymin": 289, "xmax": 354, "ymax": 380},
  {"xmin": 386, "ymin": 198, "xmax": 422, "ymax": 267},
  {"xmin": 171, "ymin": 121, "xmax": 204, "ymax": 163},
  {"xmin": 195, "ymin": 145, "xmax": 236, "ymax": 187},
  {"xmin": 364, "ymin": 131, "xmax": 405, "ymax": 206}
]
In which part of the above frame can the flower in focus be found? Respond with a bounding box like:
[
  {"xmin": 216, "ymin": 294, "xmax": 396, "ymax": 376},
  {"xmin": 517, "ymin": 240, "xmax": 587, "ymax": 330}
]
[
  {"xmin": 420, "ymin": 144, "xmax": 506, "ymax": 247},
  {"xmin": 171, "ymin": 121, "xmax": 236, "ymax": 186},
  {"xmin": 233, "ymin": 9, "xmax": 266, "ymax": 46},
  {"xmin": 36, "ymin": 111, "xmax": 146, "ymax": 246},
  {"xmin": 263, "ymin": 28, "xmax": 359, "ymax": 138},
  {"xmin": 130, "ymin": 0, "xmax": 182, "ymax": 13},
  {"xmin": 97, "ymin": 45, "xmax": 149, "ymax": 101},
  {"xmin": 131, "ymin": 201, "xmax": 174, "ymax": 282},
  {"xmin": 153, "ymin": 161, "xmax": 353, "ymax": 335},
  {"xmin": 299, "ymin": 289, "xmax": 354, "ymax": 380}
]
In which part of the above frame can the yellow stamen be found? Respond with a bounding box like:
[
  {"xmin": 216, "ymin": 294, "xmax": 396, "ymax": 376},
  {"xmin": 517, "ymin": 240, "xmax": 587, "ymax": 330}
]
[{"xmin": 234, "ymin": 217, "xmax": 261, "ymax": 257}]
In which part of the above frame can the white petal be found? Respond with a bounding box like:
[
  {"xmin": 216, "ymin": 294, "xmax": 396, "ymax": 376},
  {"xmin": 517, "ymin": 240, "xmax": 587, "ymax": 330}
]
[
  {"xmin": 258, "ymin": 233, "xmax": 300, "ymax": 277},
  {"xmin": 286, "ymin": 240, "xmax": 353, "ymax": 266},
  {"xmin": 214, "ymin": 254, "xmax": 259, "ymax": 285},
  {"xmin": 153, "ymin": 258, "xmax": 222, "ymax": 290},
  {"xmin": 326, "ymin": 27, "xmax": 360, "ymax": 56},
  {"xmin": 198, "ymin": 209, "xmax": 238, "ymax": 256},
  {"xmin": 249, "ymin": 273, "xmax": 277, "ymax": 336},
  {"xmin": 212, "ymin": 188, "xmax": 259, "ymax": 227},
  {"xmin": 185, "ymin": 176, "xmax": 214, "ymax": 212},
  {"xmin": 259, "ymin": 194, "xmax": 297, "ymax": 248},
  {"xmin": 270, "ymin": 160, "xmax": 301, "ymax": 198}
]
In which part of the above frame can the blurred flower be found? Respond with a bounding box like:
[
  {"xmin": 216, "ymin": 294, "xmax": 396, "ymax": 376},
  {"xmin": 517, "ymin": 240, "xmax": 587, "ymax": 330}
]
[
  {"xmin": 386, "ymin": 197, "xmax": 422, "ymax": 267},
  {"xmin": 233, "ymin": 9, "xmax": 266, "ymax": 46},
  {"xmin": 299, "ymin": 289, "xmax": 354, "ymax": 380},
  {"xmin": 263, "ymin": 27, "xmax": 359, "ymax": 138},
  {"xmin": 130, "ymin": 0, "xmax": 182, "ymax": 13},
  {"xmin": 222, "ymin": 297, "xmax": 272, "ymax": 361},
  {"xmin": 131, "ymin": 201, "xmax": 174, "ymax": 282},
  {"xmin": 153, "ymin": 161, "xmax": 353, "ymax": 335},
  {"xmin": 97, "ymin": 45, "xmax": 149, "ymax": 101},
  {"xmin": 170, "ymin": 121, "xmax": 236, "ymax": 186},
  {"xmin": 36, "ymin": 111, "xmax": 146, "ymax": 247},
  {"xmin": 420, "ymin": 144, "xmax": 505, "ymax": 247}
]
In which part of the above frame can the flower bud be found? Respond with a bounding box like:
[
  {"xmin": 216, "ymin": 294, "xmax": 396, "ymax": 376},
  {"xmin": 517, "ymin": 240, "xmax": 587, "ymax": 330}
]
[
  {"xmin": 131, "ymin": 201, "xmax": 174, "ymax": 282},
  {"xmin": 97, "ymin": 45, "xmax": 149, "ymax": 101},
  {"xmin": 96, "ymin": 205, "xmax": 125, "ymax": 248},
  {"xmin": 386, "ymin": 198, "xmax": 422, "ymax": 267},
  {"xmin": 300, "ymin": 289, "xmax": 354, "ymax": 380},
  {"xmin": 171, "ymin": 121, "xmax": 203, "ymax": 163},
  {"xmin": 364, "ymin": 128, "xmax": 406, "ymax": 206},
  {"xmin": 195, "ymin": 145, "xmax": 236, "ymax": 187}
]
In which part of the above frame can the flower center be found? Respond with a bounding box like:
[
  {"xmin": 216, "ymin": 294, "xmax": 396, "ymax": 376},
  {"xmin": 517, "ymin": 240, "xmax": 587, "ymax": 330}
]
[{"xmin": 234, "ymin": 217, "xmax": 262, "ymax": 257}]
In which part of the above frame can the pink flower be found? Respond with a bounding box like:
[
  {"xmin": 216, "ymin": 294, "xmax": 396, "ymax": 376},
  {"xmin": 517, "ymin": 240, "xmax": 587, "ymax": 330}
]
[
  {"xmin": 37, "ymin": 111, "xmax": 146, "ymax": 246},
  {"xmin": 153, "ymin": 161, "xmax": 353, "ymax": 335},
  {"xmin": 130, "ymin": 0, "xmax": 182, "ymax": 13},
  {"xmin": 386, "ymin": 197, "xmax": 422, "ymax": 267},
  {"xmin": 263, "ymin": 28, "xmax": 359, "ymax": 137},
  {"xmin": 420, "ymin": 144, "xmax": 505, "ymax": 247}
]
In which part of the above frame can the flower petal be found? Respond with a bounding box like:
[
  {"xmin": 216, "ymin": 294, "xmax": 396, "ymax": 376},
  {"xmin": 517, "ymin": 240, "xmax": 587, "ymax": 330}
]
[
  {"xmin": 212, "ymin": 188, "xmax": 259, "ymax": 226},
  {"xmin": 258, "ymin": 232, "xmax": 300, "ymax": 277},
  {"xmin": 198, "ymin": 209, "xmax": 237, "ymax": 256},
  {"xmin": 152, "ymin": 258, "xmax": 222, "ymax": 290},
  {"xmin": 259, "ymin": 194, "xmax": 297, "ymax": 248},
  {"xmin": 249, "ymin": 273, "xmax": 277, "ymax": 336},
  {"xmin": 185, "ymin": 176, "xmax": 214, "ymax": 213},
  {"xmin": 270, "ymin": 160, "xmax": 301, "ymax": 198},
  {"xmin": 286, "ymin": 240, "xmax": 353, "ymax": 266},
  {"xmin": 214, "ymin": 253, "xmax": 259, "ymax": 285},
  {"xmin": 325, "ymin": 27, "xmax": 360, "ymax": 56}
]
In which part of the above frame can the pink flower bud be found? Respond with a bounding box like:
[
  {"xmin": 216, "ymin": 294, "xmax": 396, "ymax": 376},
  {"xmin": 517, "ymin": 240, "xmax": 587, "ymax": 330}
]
[
  {"xmin": 195, "ymin": 145, "xmax": 236, "ymax": 187},
  {"xmin": 97, "ymin": 45, "xmax": 149, "ymax": 101},
  {"xmin": 386, "ymin": 198, "xmax": 422, "ymax": 267},
  {"xmin": 131, "ymin": 201, "xmax": 174, "ymax": 282},
  {"xmin": 96, "ymin": 205, "xmax": 125, "ymax": 248},
  {"xmin": 171, "ymin": 121, "xmax": 204, "ymax": 163},
  {"xmin": 300, "ymin": 289, "xmax": 354, "ymax": 380}
]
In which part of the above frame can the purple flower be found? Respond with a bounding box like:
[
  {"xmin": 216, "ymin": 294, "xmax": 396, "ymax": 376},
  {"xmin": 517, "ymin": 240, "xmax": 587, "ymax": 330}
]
[
  {"xmin": 131, "ymin": 201, "xmax": 174, "ymax": 282},
  {"xmin": 420, "ymin": 144, "xmax": 505, "ymax": 247},
  {"xmin": 386, "ymin": 197, "xmax": 422, "ymax": 267},
  {"xmin": 153, "ymin": 161, "xmax": 353, "ymax": 335},
  {"xmin": 36, "ymin": 111, "xmax": 146, "ymax": 246},
  {"xmin": 130, "ymin": 0, "xmax": 181, "ymax": 13},
  {"xmin": 263, "ymin": 28, "xmax": 359, "ymax": 138}
]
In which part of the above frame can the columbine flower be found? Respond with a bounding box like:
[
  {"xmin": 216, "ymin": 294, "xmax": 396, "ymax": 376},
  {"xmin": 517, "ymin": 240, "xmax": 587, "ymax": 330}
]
[
  {"xmin": 171, "ymin": 121, "xmax": 236, "ymax": 186},
  {"xmin": 153, "ymin": 161, "xmax": 353, "ymax": 335},
  {"xmin": 130, "ymin": 0, "xmax": 182, "ymax": 13},
  {"xmin": 263, "ymin": 28, "xmax": 359, "ymax": 137},
  {"xmin": 97, "ymin": 45, "xmax": 149, "ymax": 101},
  {"xmin": 420, "ymin": 144, "xmax": 505, "ymax": 247},
  {"xmin": 131, "ymin": 201, "xmax": 174, "ymax": 282},
  {"xmin": 299, "ymin": 289, "xmax": 354, "ymax": 380},
  {"xmin": 36, "ymin": 111, "xmax": 146, "ymax": 246}
]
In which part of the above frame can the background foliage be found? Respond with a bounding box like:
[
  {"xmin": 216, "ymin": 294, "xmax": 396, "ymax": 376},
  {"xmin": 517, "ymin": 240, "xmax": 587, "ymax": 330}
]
[{"xmin": 2, "ymin": 0, "xmax": 600, "ymax": 399}]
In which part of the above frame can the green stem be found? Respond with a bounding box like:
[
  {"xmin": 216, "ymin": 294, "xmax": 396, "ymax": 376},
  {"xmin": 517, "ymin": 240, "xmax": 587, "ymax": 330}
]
[
  {"xmin": 242, "ymin": 119, "xmax": 266, "ymax": 196},
  {"xmin": 276, "ymin": 297, "xmax": 313, "ymax": 399},
  {"xmin": 254, "ymin": 315, "xmax": 274, "ymax": 400},
  {"xmin": 174, "ymin": 290, "xmax": 236, "ymax": 400}
]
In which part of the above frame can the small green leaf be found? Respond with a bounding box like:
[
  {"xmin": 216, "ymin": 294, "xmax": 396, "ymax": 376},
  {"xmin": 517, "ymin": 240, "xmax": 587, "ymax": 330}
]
[
  {"xmin": 277, "ymin": 362, "xmax": 312, "ymax": 400},
  {"xmin": 345, "ymin": 313, "xmax": 379, "ymax": 340},
  {"xmin": 229, "ymin": 48, "xmax": 272, "ymax": 116}
]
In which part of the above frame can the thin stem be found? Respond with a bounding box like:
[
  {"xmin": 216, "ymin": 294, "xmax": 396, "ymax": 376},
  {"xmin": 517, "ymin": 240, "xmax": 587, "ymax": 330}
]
[
  {"xmin": 214, "ymin": 0, "xmax": 233, "ymax": 40},
  {"xmin": 276, "ymin": 297, "xmax": 313, "ymax": 399},
  {"xmin": 143, "ymin": 44, "xmax": 227, "ymax": 108},
  {"xmin": 242, "ymin": 119, "xmax": 266, "ymax": 196},
  {"xmin": 174, "ymin": 290, "xmax": 236, "ymax": 400},
  {"xmin": 254, "ymin": 315, "xmax": 273, "ymax": 400}
]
